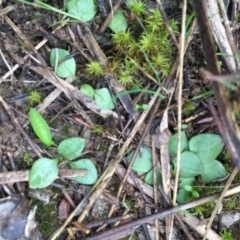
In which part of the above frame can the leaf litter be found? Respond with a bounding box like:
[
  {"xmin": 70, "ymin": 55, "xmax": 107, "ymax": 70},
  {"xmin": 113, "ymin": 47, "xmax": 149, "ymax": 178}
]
[{"xmin": 0, "ymin": 0, "xmax": 240, "ymax": 239}]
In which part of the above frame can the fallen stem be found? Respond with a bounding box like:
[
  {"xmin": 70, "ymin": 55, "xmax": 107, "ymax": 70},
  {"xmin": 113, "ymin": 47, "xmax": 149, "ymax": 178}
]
[
  {"xmin": 84, "ymin": 185, "xmax": 240, "ymax": 240},
  {"xmin": 0, "ymin": 169, "xmax": 87, "ymax": 184}
]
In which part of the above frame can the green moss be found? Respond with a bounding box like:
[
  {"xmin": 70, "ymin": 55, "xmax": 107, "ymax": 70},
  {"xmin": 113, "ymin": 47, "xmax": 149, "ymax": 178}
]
[
  {"xmin": 32, "ymin": 200, "xmax": 58, "ymax": 237},
  {"xmin": 128, "ymin": 0, "xmax": 146, "ymax": 16},
  {"xmin": 123, "ymin": 198, "xmax": 134, "ymax": 209},
  {"xmin": 112, "ymin": 30, "xmax": 133, "ymax": 49},
  {"xmin": 111, "ymin": 9, "xmax": 178, "ymax": 87},
  {"xmin": 92, "ymin": 125, "xmax": 104, "ymax": 134},
  {"xmin": 28, "ymin": 91, "xmax": 42, "ymax": 105},
  {"xmin": 86, "ymin": 61, "xmax": 103, "ymax": 76},
  {"xmin": 23, "ymin": 153, "xmax": 32, "ymax": 165},
  {"xmin": 224, "ymin": 195, "xmax": 238, "ymax": 209},
  {"xmin": 220, "ymin": 229, "xmax": 234, "ymax": 240},
  {"xmin": 62, "ymin": 123, "xmax": 72, "ymax": 135},
  {"xmin": 183, "ymin": 102, "xmax": 196, "ymax": 116},
  {"xmin": 119, "ymin": 70, "xmax": 135, "ymax": 87}
]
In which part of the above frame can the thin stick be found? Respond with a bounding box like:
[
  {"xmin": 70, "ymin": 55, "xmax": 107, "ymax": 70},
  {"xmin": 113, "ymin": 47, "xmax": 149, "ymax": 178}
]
[
  {"xmin": 7, "ymin": 152, "xmax": 22, "ymax": 192},
  {"xmin": 0, "ymin": 20, "xmax": 64, "ymax": 84},
  {"xmin": 217, "ymin": 0, "xmax": 240, "ymax": 69},
  {"xmin": 0, "ymin": 95, "xmax": 42, "ymax": 158},
  {"xmin": 84, "ymin": 185, "xmax": 240, "ymax": 240},
  {"xmin": 192, "ymin": 0, "xmax": 240, "ymax": 238},
  {"xmin": 173, "ymin": 0, "xmax": 187, "ymax": 206},
  {"xmin": 203, "ymin": 167, "xmax": 238, "ymax": 240},
  {"xmin": 158, "ymin": 185, "xmax": 195, "ymax": 240},
  {"xmin": 0, "ymin": 49, "xmax": 13, "ymax": 77},
  {"xmin": 155, "ymin": 0, "xmax": 179, "ymax": 49},
  {"xmin": 107, "ymin": 96, "xmax": 161, "ymax": 217},
  {"xmin": 152, "ymin": 136, "xmax": 159, "ymax": 240},
  {"xmin": 99, "ymin": 0, "xmax": 122, "ymax": 33},
  {"xmin": 0, "ymin": 169, "xmax": 87, "ymax": 184}
]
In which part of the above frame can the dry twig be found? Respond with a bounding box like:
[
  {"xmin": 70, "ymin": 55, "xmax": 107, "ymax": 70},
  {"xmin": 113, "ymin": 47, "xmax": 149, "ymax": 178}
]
[
  {"xmin": 0, "ymin": 169, "xmax": 87, "ymax": 184},
  {"xmin": 173, "ymin": 0, "xmax": 187, "ymax": 206},
  {"xmin": 192, "ymin": 1, "xmax": 240, "ymax": 239},
  {"xmin": 84, "ymin": 185, "xmax": 240, "ymax": 239}
]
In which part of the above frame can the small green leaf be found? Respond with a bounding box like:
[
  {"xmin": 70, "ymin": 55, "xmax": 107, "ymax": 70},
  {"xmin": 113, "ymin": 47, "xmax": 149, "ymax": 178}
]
[
  {"xmin": 29, "ymin": 158, "xmax": 58, "ymax": 189},
  {"xmin": 126, "ymin": 147, "xmax": 152, "ymax": 173},
  {"xmin": 201, "ymin": 160, "xmax": 227, "ymax": 183},
  {"xmin": 50, "ymin": 48, "xmax": 76, "ymax": 78},
  {"xmin": 29, "ymin": 108, "xmax": 52, "ymax": 146},
  {"xmin": 177, "ymin": 188, "xmax": 191, "ymax": 204},
  {"xmin": 108, "ymin": 10, "xmax": 128, "ymax": 33},
  {"xmin": 66, "ymin": 0, "xmax": 97, "ymax": 22},
  {"xmin": 192, "ymin": 190, "xmax": 199, "ymax": 198},
  {"xmin": 33, "ymin": 12, "xmax": 42, "ymax": 19},
  {"xmin": 189, "ymin": 134, "xmax": 224, "ymax": 164},
  {"xmin": 69, "ymin": 159, "xmax": 97, "ymax": 185},
  {"xmin": 80, "ymin": 84, "xmax": 94, "ymax": 98},
  {"xmin": 94, "ymin": 88, "xmax": 115, "ymax": 110},
  {"xmin": 144, "ymin": 168, "xmax": 162, "ymax": 185},
  {"xmin": 126, "ymin": 0, "xmax": 134, "ymax": 6},
  {"xmin": 169, "ymin": 132, "xmax": 188, "ymax": 158},
  {"xmin": 58, "ymin": 138, "xmax": 85, "ymax": 160},
  {"xmin": 134, "ymin": 104, "xmax": 148, "ymax": 110},
  {"xmin": 184, "ymin": 185, "xmax": 193, "ymax": 192},
  {"xmin": 173, "ymin": 151, "xmax": 202, "ymax": 178}
]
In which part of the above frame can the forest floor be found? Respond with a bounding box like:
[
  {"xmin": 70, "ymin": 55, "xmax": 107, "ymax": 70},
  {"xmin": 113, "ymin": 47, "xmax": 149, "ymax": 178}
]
[{"xmin": 0, "ymin": 0, "xmax": 240, "ymax": 240}]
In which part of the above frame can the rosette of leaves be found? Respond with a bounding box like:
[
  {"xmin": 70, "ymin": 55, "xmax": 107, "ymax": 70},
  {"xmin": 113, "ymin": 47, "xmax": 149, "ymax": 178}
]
[
  {"xmin": 28, "ymin": 109, "xmax": 98, "ymax": 189},
  {"xmin": 169, "ymin": 132, "xmax": 227, "ymax": 203}
]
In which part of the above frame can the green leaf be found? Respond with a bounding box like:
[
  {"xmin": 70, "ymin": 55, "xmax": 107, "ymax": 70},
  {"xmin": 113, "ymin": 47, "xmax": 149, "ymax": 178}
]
[
  {"xmin": 66, "ymin": 0, "xmax": 97, "ymax": 22},
  {"xmin": 58, "ymin": 138, "xmax": 85, "ymax": 160},
  {"xmin": 94, "ymin": 88, "xmax": 115, "ymax": 110},
  {"xmin": 177, "ymin": 188, "xmax": 191, "ymax": 204},
  {"xmin": 69, "ymin": 159, "xmax": 97, "ymax": 185},
  {"xmin": 29, "ymin": 108, "xmax": 52, "ymax": 146},
  {"xmin": 50, "ymin": 48, "xmax": 76, "ymax": 78},
  {"xmin": 126, "ymin": 0, "xmax": 134, "ymax": 6},
  {"xmin": 218, "ymin": 79, "xmax": 237, "ymax": 90},
  {"xmin": 126, "ymin": 147, "xmax": 152, "ymax": 173},
  {"xmin": 173, "ymin": 151, "xmax": 202, "ymax": 178},
  {"xmin": 179, "ymin": 177, "xmax": 195, "ymax": 188},
  {"xmin": 29, "ymin": 158, "xmax": 58, "ymax": 189},
  {"xmin": 201, "ymin": 160, "xmax": 227, "ymax": 183},
  {"xmin": 189, "ymin": 134, "xmax": 224, "ymax": 164},
  {"xmin": 80, "ymin": 84, "xmax": 94, "ymax": 98},
  {"xmin": 144, "ymin": 168, "xmax": 162, "ymax": 185},
  {"xmin": 184, "ymin": 185, "xmax": 193, "ymax": 192},
  {"xmin": 169, "ymin": 132, "xmax": 188, "ymax": 158},
  {"xmin": 192, "ymin": 190, "xmax": 199, "ymax": 198},
  {"xmin": 108, "ymin": 10, "xmax": 128, "ymax": 33}
]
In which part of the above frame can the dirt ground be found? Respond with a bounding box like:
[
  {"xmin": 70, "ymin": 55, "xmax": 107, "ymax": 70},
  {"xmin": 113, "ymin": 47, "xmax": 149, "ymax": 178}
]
[{"xmin": 1, "ymin": 0, "xmax": 240, "ymax": 240}]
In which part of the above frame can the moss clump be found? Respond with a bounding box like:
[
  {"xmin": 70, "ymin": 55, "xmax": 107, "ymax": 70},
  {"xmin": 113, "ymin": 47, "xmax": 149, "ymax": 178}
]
[
  {"xmin": 32, "ymin": 200, "xmax": 58, "ymax": 237},
  {"xmin": 111, "ymin": 9, "xmax": 178, "ymax": 87},
  {"xmin": 183, "ymin": 101, "xmax": 196, "ymax": 116},
  {"xmin": 86, "ymin": 61, "xmax": 103, "ymax": 76},
  {"xmin": 28, "ymin": 91, "xmax": 42, "ymax": 105}
]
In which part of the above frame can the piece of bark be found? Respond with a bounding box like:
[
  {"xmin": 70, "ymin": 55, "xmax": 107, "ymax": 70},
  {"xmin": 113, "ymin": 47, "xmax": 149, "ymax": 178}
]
[
  {"xmin": 204, "ymin": 0, "xmax": 237, "ymax": 72},
  {"xmin": 180, "ymin": 213, "xmax": 222, "ymax": 240}
]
